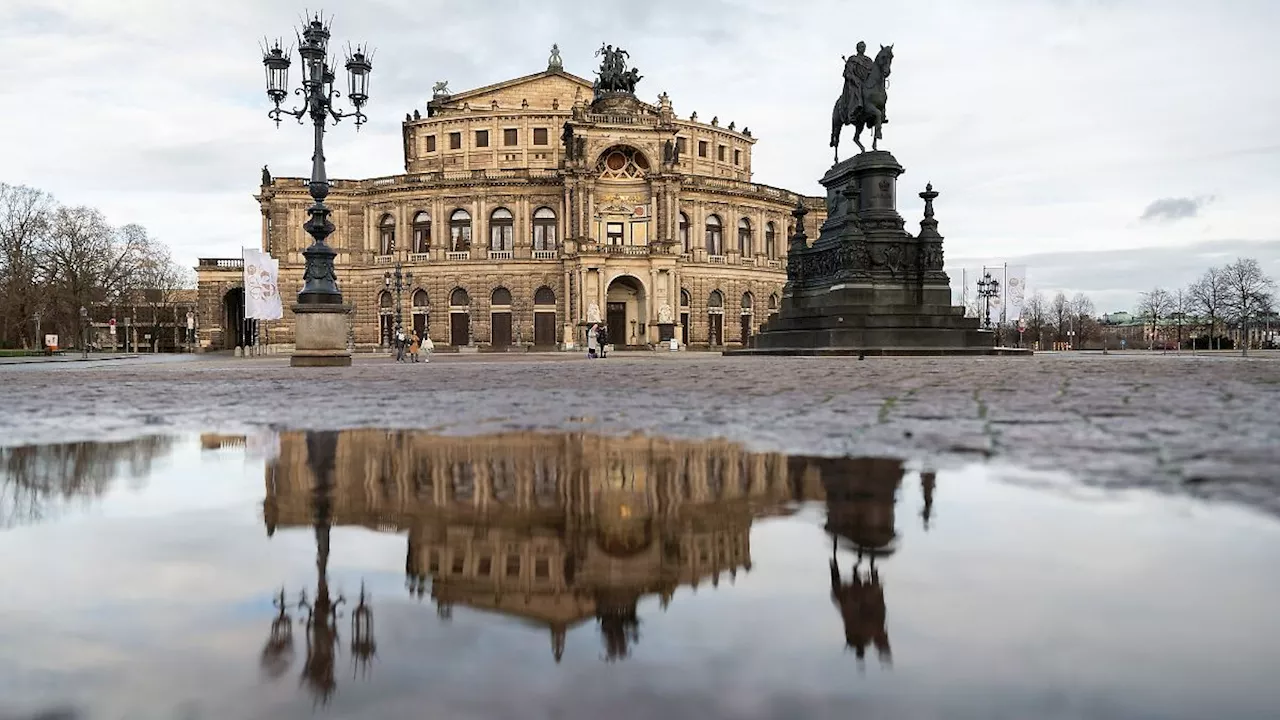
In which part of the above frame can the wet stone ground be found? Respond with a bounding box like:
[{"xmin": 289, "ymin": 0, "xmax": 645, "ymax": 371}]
[{"xmin": 2, "ymin": 352, "xmax": 1279, "ymax": 516}]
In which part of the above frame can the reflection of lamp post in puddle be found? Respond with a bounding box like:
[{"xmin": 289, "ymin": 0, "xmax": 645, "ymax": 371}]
[{"xmin": 260, "ymin": 430, "xmax": 375, "ymax": 704}]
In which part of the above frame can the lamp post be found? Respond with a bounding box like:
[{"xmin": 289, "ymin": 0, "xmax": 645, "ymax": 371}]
[
  {"xmin": 1102, "ymin": 313, "xmax": 1110, "ymax": 354},
  {"xmin": 976, "ymin": 271, "xmax": 1000, "ymax": 331},
  {"xmin": 79, "ymin": 305, "xmax": 89, "ymax": 359},
  {"xmin": 261, "ymin": 14, "xmax": 371, "ymax": 305},
  {"xmin": 383, "ymin": 263, "xmax": 413, "ymax": 339}
]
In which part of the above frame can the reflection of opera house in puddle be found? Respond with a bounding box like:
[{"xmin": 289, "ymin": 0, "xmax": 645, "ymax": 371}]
[{"xmin": 263, "ymin": 430, "xmax": 918, "ymax": 663}]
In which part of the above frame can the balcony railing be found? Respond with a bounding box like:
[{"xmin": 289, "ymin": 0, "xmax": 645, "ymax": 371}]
[
  {"xmin": 488, "ymin": 250, "xmax": 513, "ymax": 260},
  {"xmin": 446, "ymin": 251, "xmax": 470, "ymax": 261},
  {"xmin": 374, "ymin": 255, "xmax": 395, "ymax": 264},
  {"xmin": 604, "ymin": 245, "xmax": 650, "ymax": 256},
  {"xmin": 198, "ymin": 258, "xmax": 244, "ymax": 270},
  {"xmin": 740, "ymin": 257, "xmax": 757, "ymax": 267},
  {"xmin": 532, "ymin": 250, "xmax": 558, "ymax": 260},
  {"xmin": 708, "ymin": 255, "xmax": 727, "ymax": 264},
  {"xmin": 766, "ymin": 259, "xmax": 782, "ymax": 269},
  {"xmin": 585, "ymin": 113, "xmax": 660, "ymax": 127},
  {"xmin": 409, "ymin": 253, "xmax": 431, "ymax": 262}
]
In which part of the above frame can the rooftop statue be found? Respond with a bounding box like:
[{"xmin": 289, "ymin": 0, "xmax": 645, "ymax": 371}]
[
  {"xmin": 548, "ymin": 44, "xmax": 563, "ymax": 71},
  {"xmin": 593, "ymin": 44, "xmax": 642, "ymax": 97},
  {"xmin": 830, "ymin": 42, "xmax": 894, "ymax": 161}
]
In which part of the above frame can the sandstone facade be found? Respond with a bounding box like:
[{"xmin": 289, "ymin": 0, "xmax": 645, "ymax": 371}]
[{"xmin": 198, "ymin": 57, "xmax": 826, "ymax": 351}]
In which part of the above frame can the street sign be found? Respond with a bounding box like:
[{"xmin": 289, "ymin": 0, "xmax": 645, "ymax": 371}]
[
  {"xmin": 109, "ymin": 325, "xmax": 116, "ymax": 335},
  {"xmin": 109, "ymin": 318, "xmax": 116, "ymax": 328},
  {"xmin": 44, "ymin": 334, "xmax": 58, "ymax": 348}
]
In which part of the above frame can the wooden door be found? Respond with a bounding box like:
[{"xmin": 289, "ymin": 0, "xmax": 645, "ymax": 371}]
[
  {"xmin": 740, "ymin": 314, "xmax": 752, "ymax": 345},
  {"xmin": 450, "ymin": 312, "xmax": 469, "ymax": 346},
  {"xmin": 491, "ymin": 311, "xmax": 512, "ymax": 348},
  {"xmin": 413, "ymin": 313, "xmax": 427, "ymax": 338},
  {"xmin": 708, "ymin": 313, "xmax": 723, "ymax": 346},
  {"xmin": 534, "ymin": 312, "xmax": 556, "ymax": 346},
  {"xmin": 680, "ymin": 312, "xmax": 690, "ymax": 345},
  {"xmin": 606, "ymin": 302, "xmax": 626, "ymax": 346}
]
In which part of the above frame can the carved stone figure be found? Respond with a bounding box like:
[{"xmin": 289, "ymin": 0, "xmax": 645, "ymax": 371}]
[
  {"xmin": 561, "ymin": 122, "xmax": 575, "ymax": 160},
  {"xmin": 728, "ymin": 121, "xmax": 736, "ymax": 131},
  {"xmin": 432, "ymin": 80, "xmax": 450, "ymax": 97},
  {"xmin": 587, "ymin": 303, "xmax": 602, "ymax": 323},
  {"xmin": 658, "ymin": 304, "xmax": 674, "ymax": 324},
  {"xmin": 575, "ymin": 136, "xmax": 586, "ymax": 160},
  {"xmin": 548, "ymin": 43, "xmax": 563, "ymax": 71},
  {"xmin": 412, "ymin": 109, "xmax": 420, "ymax": 120},
  {"xmin": 261, "ymin": 165, "xmax": 271, "ymax": 186},
  {"xmin": 831, "ymin": 42, "xmax": 894, "ymax": 159}
]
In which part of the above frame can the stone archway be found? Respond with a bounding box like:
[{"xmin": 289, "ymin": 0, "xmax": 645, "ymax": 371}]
[
  {"xmin": 605, "ymin": 275, "xmax": 647, "ymax": 347},
  {"xmin": 222, "ymin": 287, "xmax": 251, "ymax": 349}
]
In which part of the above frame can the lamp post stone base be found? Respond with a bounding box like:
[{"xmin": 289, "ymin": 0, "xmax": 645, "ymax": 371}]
[{"xmin": 290, "ymin": 303, "xmax": 353, "ymax": 367}]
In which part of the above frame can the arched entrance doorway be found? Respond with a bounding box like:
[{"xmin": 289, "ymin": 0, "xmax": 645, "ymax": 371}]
[
  {"xmin": 533, "ymin": 286, "xmax": 557, "ymax": 347},
  {"xmin": 449, "ymin": 288, "xmax": 471, "ymax": 346},
  {"xmin": 411, "ymin": 289, "xmax": 429, "ymax": 338},
  {"xmin": 707, "ymin": 290, "xmax": 724, "ymax": 346},
  {"xmin": 680, "ymin": 289, "xmax": 691, "ymax": 345},
  {"xmin": 490, "ymin": 287, "xmax": 513, "ymax": 348},
  {"xmin": 606, "ymin": 275, "xmax": 646, "ymax": 347},
  {"xmin": 740, "ymin": 292, "xmax": 754, "ymax": 345},
  {"xmin": 222, "ymin": 287, "xmax": 253, "ymax": 349}
]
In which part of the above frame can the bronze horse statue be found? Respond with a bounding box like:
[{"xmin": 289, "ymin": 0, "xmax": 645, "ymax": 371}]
[{"xmin": 830, "ymin": 44, "xmax": 894, "ymax": 161}]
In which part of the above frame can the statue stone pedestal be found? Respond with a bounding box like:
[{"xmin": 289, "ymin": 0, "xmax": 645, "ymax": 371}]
[
  {"xmin": 290, "ymin": 303, "xmax": 353, "ymax": 367},
  {"xmin": 730, "ymin": 150, "xmax": 1029, "ymax": 357}
]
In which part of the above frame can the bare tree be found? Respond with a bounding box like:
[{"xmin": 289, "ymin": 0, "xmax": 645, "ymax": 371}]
[
  {"xmin": 1169, "ymin": 287, "xmax": 1192, "ymax": 351},
  {"xmin": 1136, "ymin": 288, "xmax": 1173, "ymax": 351},
  {"xmin": 1069, "ymin": 293, "xmax": 1096, "ymax": 347},
  {"xmin": 1024, "ymin": 291, "xmax": 1048, "ymax": 348},
  {"xmin": 1220, "ymin": 257, "xmax": 1276, "ymax": 356},
  {"xmin": 133, "ymin": 229, "xmax": 192, "ymax": 351},
  {"xmin": 1188, "ymin": 267, "xmax": 1228, "ymax": 350},
  {"xmin": 0, "ymin": 184, "xmax": 55, "ymax": 348},
  {"xmin": 1050, "ymin": 292, "xmax": 1069, "ymax": 347}
]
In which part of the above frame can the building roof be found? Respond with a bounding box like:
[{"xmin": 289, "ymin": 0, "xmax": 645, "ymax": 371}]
[{"xmin": 428, "ymin": 69, "xmax": 593, "ymax": 110}]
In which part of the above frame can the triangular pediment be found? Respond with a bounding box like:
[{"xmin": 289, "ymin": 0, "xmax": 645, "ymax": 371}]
[{"xmin": 430, "ymin": 70, "xmax": 593, "ymax": 112}]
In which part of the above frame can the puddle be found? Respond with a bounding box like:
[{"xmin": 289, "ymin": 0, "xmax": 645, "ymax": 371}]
[{"xmin": 1, "ymin": 431, "xmax": 1278, "ymax": 720}]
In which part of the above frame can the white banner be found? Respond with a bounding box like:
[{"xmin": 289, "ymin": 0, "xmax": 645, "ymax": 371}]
[
  {"xmin": 242, "ymin": 249, "xmax": 283, "ymax": 320},
  {"xmin": 1004, "ymin": 265, "xmax": 1027, "ymax": 320}
]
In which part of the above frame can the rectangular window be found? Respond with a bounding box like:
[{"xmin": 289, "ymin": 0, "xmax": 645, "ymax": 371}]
[
  {"xmin": 504, "ymin": 128, "xmax": 518, "ymax": 146},
  {"xmin": 449, "ymin": 132, "xmax": 461, "ymax": 150},
  {"xmin": 676, "ymin": 137, "xmax": 687, "ymax": 155},
  {"xmin": 478, "ymin": 556, "xmax": 492, "ymax": 576},
  {"xmin": 606, "ymin": 222, "xmax": 624, "ymax": 245},
  {"xmin": 734, "ymin": 149, "xmax": 741, "ymax": 165},
  {"xmin": 475, "ymin": 130, "xmax": 489, "ymax": 148},
  {"xmin": 506, "ymin": 555, "xmax": 521, "ymax": 578},
  {"xmin": 426, "ymin": 135, "xmax": 436, "ymax": 153},
  {"xmin": 718, "ymin": 145, "xmax": 726, "ymax": 161},
  {"xmin": 535, "ymin": 558, "xmax": 550, "ymax": 579},
  {"xmin": 533, "ymin": 127, "xmax": 548, "ymax": 145},
  {"xmin": 451, "ymin": 555, "xmax": 465, "ymax": 574},
  {"xmin": 698, "ymin": 141, "xmax": 708, "ymax": 158}
]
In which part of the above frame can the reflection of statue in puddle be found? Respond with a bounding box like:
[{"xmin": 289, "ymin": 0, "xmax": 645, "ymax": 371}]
[
  {"xmin": 793, "ymin": 457, "xmax": 903, "ymax": 666},
  {"xmin": 261, "ymin": 431, "xmax": 376, "ymax": 704},
  {"xmin": 270, "ymin": 430, "xmax": 797, "ymax": 663}
]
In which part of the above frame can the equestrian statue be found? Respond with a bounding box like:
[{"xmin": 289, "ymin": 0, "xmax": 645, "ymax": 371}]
[
  {"xmin": 593, "ymin": 44, "xmax": 642, "ymax": 98},
  {"xmin": 830, "ymin": 42, "xmax": 894, "ymax": 161}
]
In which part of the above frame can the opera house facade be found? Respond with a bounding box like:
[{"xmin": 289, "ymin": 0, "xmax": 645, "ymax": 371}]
[{"xmin": 196, "ymin": 47, "xmax": 826, "ymax": 351}]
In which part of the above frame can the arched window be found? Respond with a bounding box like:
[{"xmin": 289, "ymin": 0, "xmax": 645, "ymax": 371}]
[
  {"xmin": 532, "ymin": 207, "xmax": 557, "ymax": 251},
  {"xmin": 765, "ymin": 222, "xmax": 777, "ymax": 259},
  {"xmin": 679, "ymin": 212, "xmax": 690, "ymax": 253},
  {"xmin": 705, "ymin": 215, "xmax": 723, "ymax": 256},
  {"xmin": 741, "ymin": 292, "xmax": 754, "ymax": 311},
  {"xmin": 450, "ymin": 288, "xmax": 470, "ymax": 307},
  {"xmin": 768, "ymin": 293, "xmax": 779, "ymax": 311},
  {"xmin": 738, "ymin": 217, "xmax": 752, "ymax": 256},
  {"xmin": 379, "ymin": 290, "xmax": 394, "ymax": 310},
  {"xmin": 489, "ymin": 208, "xmax": 513, "ymax": 252},
  {"xmin": 596, "ymin": 145, "xmax": 650, "ymax": 179},
  {"xmin": 491, "ymin": 287, "xmax": 512, "ymax": 306},
  {"xmin": 378, "ymin": 214, "xmax": 395, "ymax": 255},
  {"xmin": 534, "ymin": 286, "xmax": 556, "ymax": 306},
  {"xmin": 449, "ymin": 209, "xmax": 472, "ymax": 252},
  {"xmin": 412, "ymin": 211, "xmax": 431, "ymax": 253},
  {"xmin": 680, "ymin": 289, "xmax": 691, "ymax": 307},
  {"xmin": 708, "ymin": 290, "xmax": 724, "ymax": 309},
  {"xmin": 412, "ymin": 289, "xmax": 429, "ymax": 309}
]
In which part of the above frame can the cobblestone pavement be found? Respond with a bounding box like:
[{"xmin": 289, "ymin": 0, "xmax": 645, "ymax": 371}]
[{"xmin": 3, "ymin": 351, "xmax": 1279, "ymax": 514}]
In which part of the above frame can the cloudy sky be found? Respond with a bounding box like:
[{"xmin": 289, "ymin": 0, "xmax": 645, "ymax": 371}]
[{"xmin": 2, "ymin": 0, "xmax": 1277, "ymax": 312}]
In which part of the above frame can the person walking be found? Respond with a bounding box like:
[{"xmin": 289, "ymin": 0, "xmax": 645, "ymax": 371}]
[
  {"xmin": 394, "ymin": 328, "xmax": 406, "ymax": 362},
  {"xmin": 586, "ymin": 323, "xmax": 599, "ymax": 359},
  {"xmin": 422, "ymin": 333, "xmax": 434, "ymax": 362},
  {"xmin": 409, "ymin": 330, "xmax": 421, "ymax": 362},
  {"xmin": 597, "ymin": 324, "xmax": 609, "ymax": 358}
]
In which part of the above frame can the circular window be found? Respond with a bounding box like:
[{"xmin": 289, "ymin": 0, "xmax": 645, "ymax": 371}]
[{"xmin": 596, "ymin": 145, "xmax": 650, "ymax": 179}]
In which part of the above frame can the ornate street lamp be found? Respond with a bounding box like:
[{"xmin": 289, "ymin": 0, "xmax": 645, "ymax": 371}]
[
  {"xmin": 976, "ymin": 272, "xmax": 1000, "ymax": 331},
  {"xmin": 383, "ymin": 263, "xmax": 413, "ymax": 336},
  {"xmin": 260, "ymin": 13, "xmax": 373, "ymax": 306},
  {"xmin": 79, "ymin": 305, "xmax": 89, "ymax": 359}
]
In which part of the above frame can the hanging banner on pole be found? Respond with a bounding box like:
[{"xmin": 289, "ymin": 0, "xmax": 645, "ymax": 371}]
[
  {"xmin": 1004, "ymin": 265, "xmax": 1027, "ymax": 320},
  {"xmin": 242, "ymin": 248, "xmax": 283, "ymax": 320}
]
